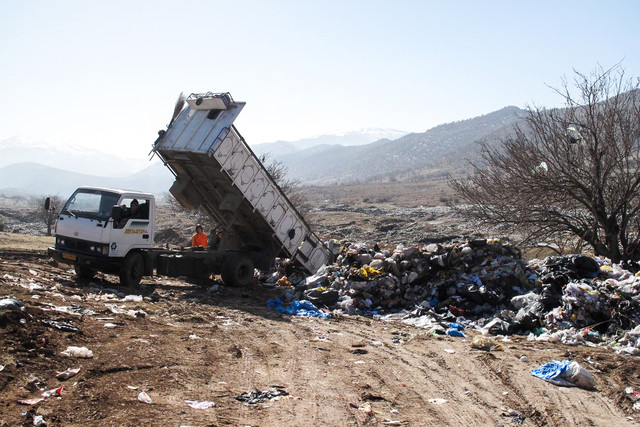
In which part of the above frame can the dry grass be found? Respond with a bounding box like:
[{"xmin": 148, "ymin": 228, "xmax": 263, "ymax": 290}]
[
  {"xmin": 300, "ymin": 179, "xmax": 456, "ymax": 208},
  {"xmin": 0, "ymin": 231, "xmax": 54, "ymax": 252}
]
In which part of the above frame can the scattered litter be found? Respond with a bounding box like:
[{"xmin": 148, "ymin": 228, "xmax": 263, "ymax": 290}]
[
  {"xmin": 127, "ymin": 386, "xmax": 139, "ymax": 390},
  {"xmin": 428, "ymin": 398, "xmax": 448, "ymax": 404},
  {"xmin": 104, "ymin": 303, "xmax": 147, "ymax": 318},
  {"xmin": 56, "ymin": 368, "xmax": 81, "ymax": 381},
  {"xmin": 50, "ymin": 304, "xmax": 96, "ymax": 316},
  {"xmin": 627, "ymin": 387, "xmax": 640, "ymax": 401},
  {"xmin": 185, "ymin": 400, "xmax": 216, "ymax": 409},
  {"xmin": 123, "ymin": 295, "xmax": 143, "ymax": 302},
  {"xmin": 41, "ymin": 319, "xmax": 80, "ymax": 333},
  {"xmin": 138, "ymin": 391, "xmax": 153, "ymax": 404},
  {"xmin": 18, "ymin": 397, "xmax": 44, "ymax": 406},
  {"xmin": 25, "ymin": 375, "xmax": 45, "ymax": 392},
  {"xmin": 61, "ymin": 346, "xmax": 93, "ymax": 358},
  {"xmin": 530, "ymin": 360, "xmax": 596, "ymax": 389},
  {"xmin": 235, "ymin": 387, "xmax": 289, "ymax": 404},
  {"xmin": 444, "ymin": 348, "xmax": 456, "ymax": 354},
  {"xmin": 352, "ymin": 402, "xmax": 372, "ymax": 413},
  {"xmin": 501, "ymin": 408, "xmax": 526, "ymax": 424},
  {"xmin": 0, "ymin": 296, "xmax": 24, "ymax": 312},
  {"xmin": 267, "ymin": 298, "xmax": 330, "ymax": 318},
  {"xmin": 18, "ymin": 386, "xmax": 64, "ymax": 406},
  {"xmin": 104, "ymin": 323, "xmax": 118, "ymax": 329},
  {"xmin": 520, "ymin": 355, "xmax": 529, "ymax": 363},
  {"xmin": 42, "ymin": 386, "xmax": 64, "ymax": 398},
  {"xmin": 470, "ymin": 335, "xmax": 504, "ymax": 351},
  {"xmin": 446, "ymin": 328, "xmax": 465, "ymax": 338}
]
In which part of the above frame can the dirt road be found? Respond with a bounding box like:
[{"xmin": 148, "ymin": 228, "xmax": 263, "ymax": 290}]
[{"xmin": 1, "ymin": 250, "xmax": 639, "ymax": 426}]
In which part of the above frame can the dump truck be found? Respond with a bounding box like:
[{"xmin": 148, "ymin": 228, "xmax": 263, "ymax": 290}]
[{"xmin": 48, "ymin": 92, "xmax": 331, "ymax": 286}]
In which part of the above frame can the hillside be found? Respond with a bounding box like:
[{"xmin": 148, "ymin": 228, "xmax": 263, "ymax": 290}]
[{"xmin": 277, "ymin": 106, "xmax": 524, "ymax": 184}]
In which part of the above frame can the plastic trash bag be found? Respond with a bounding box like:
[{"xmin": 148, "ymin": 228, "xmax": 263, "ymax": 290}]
[
  {"xmin": 530, "ymin": 360, "xmax": 595, "ymax": 389},
  {"xmin": 267, "ymin": 298, "xmax": 330, "ymax": 318},
  {"xmin": 446, "ymin": 328, "xmax": 465, "ymax": 337},
  {"xmin": 471, "ymin": 335, "xmax": 504, "ymax": 351},
  {"xmin": 0, "ymin": 297, "xmax": 24, "ymax": 312},
  {"xmin": 61, "ymin": 346, "xmax": 93, "ymax": 358}
]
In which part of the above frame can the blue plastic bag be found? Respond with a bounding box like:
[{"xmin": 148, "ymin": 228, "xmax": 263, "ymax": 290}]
[
  {"xmin": 530, "ymin": 360, "xmax": 571, "ymax": 381},
  {"xmin": 446, "ymin": 328, "xmax": 465, "ymax": 337},
  {"xmin": 267, "ymin": 298, "xmax": 330, "ymax": 318}
]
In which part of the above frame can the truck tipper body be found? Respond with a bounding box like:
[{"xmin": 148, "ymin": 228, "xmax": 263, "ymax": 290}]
[{"xmin": 48, "ymin": 92, "xmax": 331, "ymax": 286}]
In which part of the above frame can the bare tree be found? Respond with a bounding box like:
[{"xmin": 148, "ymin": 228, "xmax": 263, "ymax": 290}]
[
  {"xmin": 37, "ymin": 195, "xmax": 63, "ymax": 236},
  {"xmin": 259, "ymin": 153, "xmax": 310, "ymax": 217},
  {"xmin": 451, "ymin": 65, "xmax": 640, "ymax": 262},
  {"xmin": 161, "ymin": 191, "xmax": 215, "ymax": 234}
]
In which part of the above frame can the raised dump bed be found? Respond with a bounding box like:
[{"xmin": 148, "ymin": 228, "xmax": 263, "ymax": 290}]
[{"xmin": 152, "ymin": 92, "xmax": 330, "ymax": 274}]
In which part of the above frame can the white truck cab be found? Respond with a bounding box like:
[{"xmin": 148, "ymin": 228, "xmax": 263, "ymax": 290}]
[{"xmin": 50, "ymin": 187, "xmax": 155, "ymax": 284}]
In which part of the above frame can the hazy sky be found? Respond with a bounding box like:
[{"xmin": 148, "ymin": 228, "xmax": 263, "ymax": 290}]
[{"xmin": 1, "ymin": 0, "xmax": 639, "ymax": 159}]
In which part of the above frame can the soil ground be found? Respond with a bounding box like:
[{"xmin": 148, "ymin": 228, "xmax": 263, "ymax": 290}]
[{"xmin": 1, "ymin": 235, "xmax": 639, "ymax": 426}]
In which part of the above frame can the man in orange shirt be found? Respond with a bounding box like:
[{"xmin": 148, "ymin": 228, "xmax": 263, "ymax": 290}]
[{"xmin": 192, "ymin": 224, "xmax": 208, "ymax": 247}]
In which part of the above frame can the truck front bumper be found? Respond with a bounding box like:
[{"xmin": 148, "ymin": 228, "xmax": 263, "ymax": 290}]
[{"xmin": 48, "ymin": 247, "xmax": 122, "ymax": 272}]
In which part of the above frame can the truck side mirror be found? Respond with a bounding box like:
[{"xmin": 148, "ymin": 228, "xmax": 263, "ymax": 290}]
[
  {"xmin": 111, "ymin": 205, "xmax": 124, "ymax": 222},
  {"xmin": 44, "ymin": 197, "xmax": 51, "ymax": 211}
]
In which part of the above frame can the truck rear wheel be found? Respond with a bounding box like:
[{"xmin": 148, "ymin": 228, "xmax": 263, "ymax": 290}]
[
  {"xmin": 120, "ymin": 252, "xmax": 144, "ymax": 287},
  {"xmin": 75, "ymin": 264, "xmax": 95, "ymax": 280},
  {"xmin": 221, "ymin": 255, "xmax": 254, "ymax": 287}
]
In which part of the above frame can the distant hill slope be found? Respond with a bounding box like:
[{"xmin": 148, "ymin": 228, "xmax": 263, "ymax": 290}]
[
  {"xmin": 276, "ymin": 106, "xmax": 525, "ymax": 184},
  {"xmin": 0, "ymin": 162, "xmax": 173, "ymax": 197},
  {"xmin": 253, "ymin": 128, "xmax": 409, "ymax": 158},
  {"xmin": 0, "ymin": 136, "xmax": 150, "ymax": 176}
]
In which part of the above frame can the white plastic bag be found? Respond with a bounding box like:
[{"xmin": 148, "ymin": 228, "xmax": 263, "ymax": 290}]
[
  {"xmin": 562, "ymin": 361, "xmax": 596, "ymax": 390},
  {"xmin": 61, "ymin": 346, "xmax": 93, "ymax": 358}
]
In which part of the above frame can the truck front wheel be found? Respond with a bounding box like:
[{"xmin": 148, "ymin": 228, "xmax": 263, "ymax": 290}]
[
  {"xmin": 75, "ymin": 264, "xmax": 95, "ymax": 281},
  {"xmin": 222, "ymin": 255, "xmax": 254, "ymax": 287},
  {"xmin": 120, "ymin": 252, "xmax": 144, "ymax": 287}
]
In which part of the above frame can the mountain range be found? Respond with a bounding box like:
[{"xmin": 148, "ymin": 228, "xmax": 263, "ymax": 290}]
[
  {"xmin": 0, "ymin": 106, "xmax": 525, "ymax": 197},
  {"xmin": 252, "ymin": 128, "xmax": 409, "ymax": 157},
  {"xmin": 258, "ymin": 106, "xmax": 524, "ymax": 184}
]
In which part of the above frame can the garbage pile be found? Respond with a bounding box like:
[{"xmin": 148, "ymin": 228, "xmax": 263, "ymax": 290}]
[{"xmin": 267, "ymin": 239, "xmax": 640, "ymax": 353}]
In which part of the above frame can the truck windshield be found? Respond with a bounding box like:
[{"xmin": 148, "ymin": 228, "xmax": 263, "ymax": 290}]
[{"xmin": 62, "ymin": 189, "xmax": 120, "ymax": 221}]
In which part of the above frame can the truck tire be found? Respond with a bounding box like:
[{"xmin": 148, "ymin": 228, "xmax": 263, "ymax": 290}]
[
  {"xmin": 120, "ymin": 252, "xmax": 144, "ymax": 287},
  {"xmin": 221, "ymin": 255, "xmax": 254, "ymax": 287},
  {"xmin": 75, "ymin": 264, "xmax": 95, "ymax": 280}
]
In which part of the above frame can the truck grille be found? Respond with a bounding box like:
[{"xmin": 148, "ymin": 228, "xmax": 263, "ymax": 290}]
[{"xmin": 56, "ymin": 237, "xmax": 103, "ymax": 256}]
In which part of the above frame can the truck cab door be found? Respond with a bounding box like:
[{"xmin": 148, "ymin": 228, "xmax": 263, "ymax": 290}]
[{"xmin": 109, "ymin": 198, "xmax": 153, "ymax": 257}]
